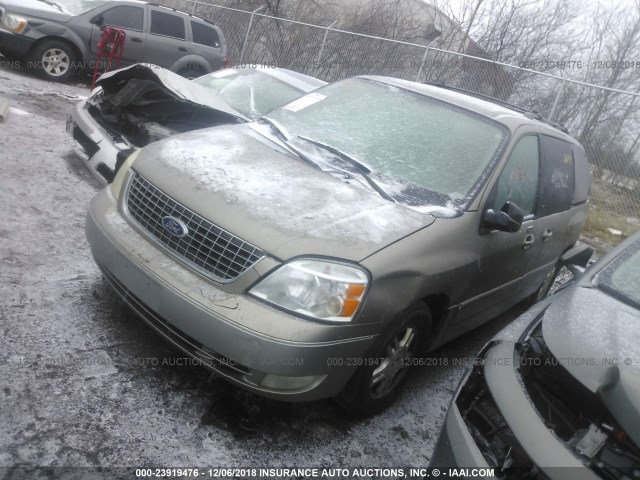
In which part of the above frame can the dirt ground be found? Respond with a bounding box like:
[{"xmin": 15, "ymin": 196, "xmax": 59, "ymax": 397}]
[{"xmin": 0, "ymin": 63, "xmax": 540, "ymax": 475}]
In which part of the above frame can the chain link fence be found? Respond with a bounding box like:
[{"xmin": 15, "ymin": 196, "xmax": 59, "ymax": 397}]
[{"xmin": 155, "ymin": 0, "xmax": 640, "ymax": 245}]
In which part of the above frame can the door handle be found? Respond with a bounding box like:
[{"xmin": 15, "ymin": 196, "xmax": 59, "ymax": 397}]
[
  {"xmin": 131, "ymin": 37, "xmax": 144, "ymax": 43},
  {"xmin": 523, "ymin": 234, "xmax": 536, "ymax": 250},
  {"xmin": 178, "ymin": 46, "xmax": 188, "ymax": 52},
  {"xmin": 542, "ymin": 228, "xmax": 553, "ymax": 241}
]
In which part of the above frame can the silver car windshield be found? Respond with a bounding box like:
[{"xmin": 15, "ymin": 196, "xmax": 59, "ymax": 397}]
[
  {"xmin": 194, "ymin": 70, "xmax": 305, "ymax": 120},
  {"xmin": 597, "ymin": 239, "xmax": 640, "ymax": 309},
  {"xmin": 265, "ymin": 78, "xmax": 507, "ymax": 209}
]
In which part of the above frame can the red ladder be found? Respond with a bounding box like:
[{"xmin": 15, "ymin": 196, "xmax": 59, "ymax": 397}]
[{"xmin": 91, "ymin": 27, "xmax": 126, "ymax": 89}]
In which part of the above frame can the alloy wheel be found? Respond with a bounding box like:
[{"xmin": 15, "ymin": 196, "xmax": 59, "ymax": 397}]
[
  {"xmin": 370, "ymin": 326, "xmax": 416, "ymax": 399},
  {"xmin": 42, "ymin": 48, "xmax": 70, "ymax": 77}
]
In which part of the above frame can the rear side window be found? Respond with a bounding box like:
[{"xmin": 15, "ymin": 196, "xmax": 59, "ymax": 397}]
[
  {"xmin": 191, "ymin": 22, "xmax": 220, "ymax": 48},
  {"xmin": 151, "ymin": 11, "xmax": 186, "ymax": 40},
  {"xmin": 100, "ymin": 6, "xmax": 144, "ymax": 31},
  {"xmin": 538, "ymin": 135, "xmax": 575, "ymax": 216}
]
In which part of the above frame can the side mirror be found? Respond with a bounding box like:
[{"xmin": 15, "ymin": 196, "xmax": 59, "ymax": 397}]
[
  {"xmin": 482, "ymin": 201, "xmax": 524, "ymax": 233},
  {"xmin": 90, "ymin": 15, "xmax": 104, "ymax": 26}
]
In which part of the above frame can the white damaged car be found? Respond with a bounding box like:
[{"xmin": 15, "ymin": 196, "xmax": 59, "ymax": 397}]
[{"xmin": 67, "ymin": 64, "xmax": 326, "ymax": 184}]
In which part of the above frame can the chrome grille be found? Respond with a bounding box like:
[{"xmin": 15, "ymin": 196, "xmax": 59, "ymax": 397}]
[{"xmin": 126, "ymin": 173, "xmax": 265, "ymax": 282}]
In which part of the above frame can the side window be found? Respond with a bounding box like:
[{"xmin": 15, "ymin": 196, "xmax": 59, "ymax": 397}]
[
  {"xmin": 100, "ymin": 6, "xmax": 144, "ymax": 31},
  {"xmin": 492, "ymin": 135, "xmax": 540, "ymax": 216},
  {"xmin": 538, "ymin": 135, "xmax": 575, "ymax": 216},
  {"xmin": 150, "ymin": 11, "xmax": 186, "ymax": 40},
  {"xmin": 191, "ymin": 22, "xmax": 221, "ymax": 48}
]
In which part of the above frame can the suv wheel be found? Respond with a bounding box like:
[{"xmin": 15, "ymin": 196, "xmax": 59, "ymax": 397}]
[
  {"xmin": 337, "ymin": 303, "xmax": 431, "ymax": 416},
  {"xmin": 32, "ymin": 40, "xmax": 77, "ymax": 82}
]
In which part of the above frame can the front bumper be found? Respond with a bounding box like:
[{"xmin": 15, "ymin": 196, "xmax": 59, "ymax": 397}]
[
  {"xmin": 430, "ymin": 324, "xmax": 599, "ymax": 479},
  {"xmin": 0, "ymin": 29, "xmax": 35, "ymax": 58},
  {"xmin": 86, "ymin": 187, "xmax": 377, "ymax": 401},
  {"xmin": 67, "ymin": 100, "xmax": 131, "ymax": 186}
]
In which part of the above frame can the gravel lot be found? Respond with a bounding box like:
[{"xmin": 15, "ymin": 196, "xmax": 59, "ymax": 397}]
[{"xmin": 0, "ymin": 64, "xmax": 536, "ymax": 475}]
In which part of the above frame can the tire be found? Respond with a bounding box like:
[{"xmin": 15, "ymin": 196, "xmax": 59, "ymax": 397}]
[
  {"xmin": 336, "ymin": 303, "xmax": 432, "ymax": 417},
  {"xmin": 525, "ymin": 261, "xmax": 561, "ymax": 306},
  {"xmin": 31, "ymin": 40, "xmax": 77, "ymax": 82}
]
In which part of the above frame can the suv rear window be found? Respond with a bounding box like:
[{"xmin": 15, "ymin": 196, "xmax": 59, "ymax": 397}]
[
  {"xmin": 191, "ymin": 22, "xmax": 220, "ymax": 48},
  {"xmin": 151, "ymin": 11, "xmax": 186, "ymax": 40}
]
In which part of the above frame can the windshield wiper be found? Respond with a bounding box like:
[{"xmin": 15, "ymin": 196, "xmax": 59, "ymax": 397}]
[
  {"xmin": 39, "ymin": 0, "xmax": 66, "ymax": 12},
  {"xmin": 258, "ymin": 118, "xmax": 321, "ymax": 170},
  {"xmin": 259, "ymin": 117, "xmax": 288, "ymax": 142},
  {"xmin": 296, "ymin": 135, "xmax": 395, "ymax": 202}
]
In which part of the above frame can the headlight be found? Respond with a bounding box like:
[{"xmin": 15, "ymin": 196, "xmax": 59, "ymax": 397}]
[
  {"xmin": 111, "ymin": 149, "xmax": 140, "ymax": 199},
  {"xmin": 1, "ymin": 13, "xmax": 28, "ymax": 34},
  {"xmin": 88, "ymin": 86, "xmax": 103, "ymax": 101},
  {"xmin": 250, "ymin": 259, "xmax": 368, "ymax": 322}
]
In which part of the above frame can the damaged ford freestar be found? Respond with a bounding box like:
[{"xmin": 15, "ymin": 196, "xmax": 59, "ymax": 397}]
[{"xmin": 86, "ymin": 76, "xmax": 590, "ymax": 415}]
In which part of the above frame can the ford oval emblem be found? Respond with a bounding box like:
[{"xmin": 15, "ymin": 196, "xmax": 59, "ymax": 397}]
[{"xmin": 161, "ymin": 216, "xmax": 189, "ymax": 237}]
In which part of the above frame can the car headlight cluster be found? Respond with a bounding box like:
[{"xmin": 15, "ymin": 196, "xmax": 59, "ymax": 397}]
[
  {"xmin": 1, "ymin": 13, "xmax": 28, "ymax": 34},
  {"xmin": 250, "ymin": 259, "xmax": 368, "ymax": 322},
  {"xmin": 88, "ymin": 86, "xmax": 104, "ymax": 101}
]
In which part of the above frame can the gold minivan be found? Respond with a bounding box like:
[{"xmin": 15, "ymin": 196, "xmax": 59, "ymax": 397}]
[{"xmin": 86, "ymin": 76, "xmax": 590, "ymax": 415}]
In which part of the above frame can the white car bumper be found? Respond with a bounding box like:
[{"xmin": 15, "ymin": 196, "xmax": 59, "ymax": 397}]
[{"xmin": 67, "ymin": 99, "xmax": 134, "ymax": 186}]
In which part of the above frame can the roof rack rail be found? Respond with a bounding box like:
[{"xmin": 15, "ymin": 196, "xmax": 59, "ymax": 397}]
[{"xmin": 426, "ymin": 82, "xmax": 569, "ymax": 134}]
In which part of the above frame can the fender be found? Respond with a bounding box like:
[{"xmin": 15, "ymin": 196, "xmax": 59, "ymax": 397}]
[
  {"xmin": 170, "ymin": 54, "xmax": 212, "ymax": 74},
  {"xmin": 29, "ymin": 22, "xmax": 89, "ymax": 60}
]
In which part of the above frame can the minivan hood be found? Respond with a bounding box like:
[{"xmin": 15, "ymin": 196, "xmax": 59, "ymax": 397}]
[
  {"xmin": 543, "ymin": 286, "xmax": 640, "ymax": 445},
  {"xmin": 1, "ymin": 0, "xmax": 72, "ymax": 21},
  {"xmin": 131, "ymin": 125, "xmax": 434, "ymax": 262}
]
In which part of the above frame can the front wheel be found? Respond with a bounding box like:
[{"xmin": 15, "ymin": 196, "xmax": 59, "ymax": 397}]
[
  {"xmin": 31, "ymin": 40, "xmax": 77, "ymax": 82},
  {"xmin": 337, "ymin": 303, "xmax": 431, "ymax": 416}
]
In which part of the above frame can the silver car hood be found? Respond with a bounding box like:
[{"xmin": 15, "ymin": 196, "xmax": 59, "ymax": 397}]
[
  {"xmin": 96, "ymin": 64, "xmax": 248, "ymax": 123},
  {"xmin": 1, "ymin": 0, "xmax": 72, "ymax": 21},
  {"xmin": 131, "ymin": 124, "xmax": 434, "ymax": 262},
  {"xmin": 543, "ymin": 286, "xmax": 640, "ymax": 445}
]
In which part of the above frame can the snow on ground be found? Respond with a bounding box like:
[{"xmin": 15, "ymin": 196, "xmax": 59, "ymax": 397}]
[{"xmin": 0, "ymin": 63, "xmax": 531, "ymax": 473}]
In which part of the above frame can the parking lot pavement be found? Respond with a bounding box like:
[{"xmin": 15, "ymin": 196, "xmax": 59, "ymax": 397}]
[{"xmin": 0, "ymin": 65, "xmax": 525, "ymax": 470}]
